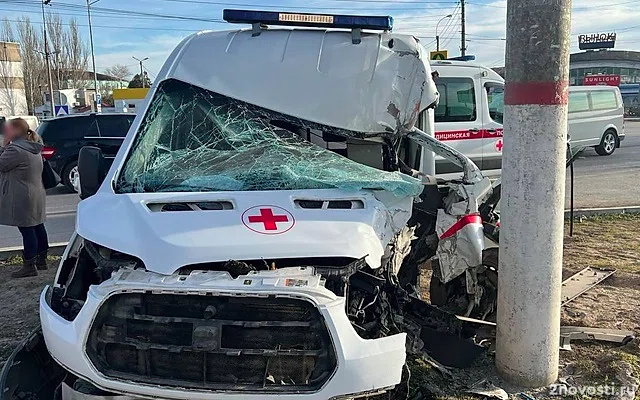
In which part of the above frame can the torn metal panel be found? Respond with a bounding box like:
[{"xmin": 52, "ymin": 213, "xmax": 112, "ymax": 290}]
[
  {"xmin": 407, "ymin": 128, "xmax": 486, "ymax": 185},
  {"xmin": 434, "ymin": 210, "xmax": 484, "ymax": 285},
  {"xmin": 561, "ymin": 267, "xmax": 616, "ymax": 305}
]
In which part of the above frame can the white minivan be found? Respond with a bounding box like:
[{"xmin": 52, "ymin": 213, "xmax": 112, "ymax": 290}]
[
  {"xmin": 567, "ymin": 85, "xmax": 625, "ymax": 155},
  {"xmin": 430, "ymin": 62, "xmax": 625, "ymax": 176}
]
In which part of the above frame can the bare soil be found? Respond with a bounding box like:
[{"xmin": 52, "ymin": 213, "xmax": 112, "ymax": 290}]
[
  {"xmin": 0, "ymin": 215, "xmax": 638, "ymax": 399},
  {"xmin": 0, "ymin": 259, "xmax": 56, "ymax": 368}
]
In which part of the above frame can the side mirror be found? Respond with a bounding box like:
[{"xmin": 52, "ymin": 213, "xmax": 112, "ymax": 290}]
[{"xmin": 78, "ymin": 146, "xmax": 106, "ymax": 199}]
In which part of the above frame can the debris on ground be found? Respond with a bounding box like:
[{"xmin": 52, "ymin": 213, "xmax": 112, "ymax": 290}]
[
  {"xmin": 561, "ymin": 266, "xmax": 616, "ymax": 305},
  {"xmin": 465, "ymin": 379, "xmax": 508, "ymax": 400},
  {"xmin": 560, "ymin": 326, "xmax": 636, "ymax": 351}
]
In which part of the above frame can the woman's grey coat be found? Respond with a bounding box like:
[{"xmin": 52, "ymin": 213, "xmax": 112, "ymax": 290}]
[{"xmin": 0, "ymin": 139, "xmax": 46, "ymax": 227}]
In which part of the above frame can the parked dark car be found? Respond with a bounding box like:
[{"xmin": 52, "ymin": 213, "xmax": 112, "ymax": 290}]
[{"xmin": 38, "ymin": 113, "xmax": 135, "ymax": 191}]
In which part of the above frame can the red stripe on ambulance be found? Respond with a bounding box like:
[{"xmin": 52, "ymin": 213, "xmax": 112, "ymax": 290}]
[{"xmin": 435, "ymin": 128, "xmax": 503, "ymax": 141}]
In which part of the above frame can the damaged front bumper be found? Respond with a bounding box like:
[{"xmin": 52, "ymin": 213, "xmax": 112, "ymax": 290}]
[{"xmin": 40, "ymin": 267, "xmax": 406, "ymax": 399}]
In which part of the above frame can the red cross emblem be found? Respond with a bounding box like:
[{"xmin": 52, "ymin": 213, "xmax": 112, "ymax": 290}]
[
  {"xmin": 495, "ymin": 138, "xmax": 503, "ymax": 152},
  {"xmin": 242, "ymin": 206, "xmax": 295, "ymax": 235}
]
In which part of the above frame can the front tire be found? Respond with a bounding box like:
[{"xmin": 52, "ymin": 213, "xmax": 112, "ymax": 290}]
[
  {"xmin": 62, "ymin": 160, "xmax": 79, "ymax": 192},
  {"xmin": 595, "ymin": 130, "xmax": 618, "ymax": 156}
]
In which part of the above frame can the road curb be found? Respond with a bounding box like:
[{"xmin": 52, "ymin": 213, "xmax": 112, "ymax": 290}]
[
  {"xmin": 0, "ymin": 242, "xmax": 68, "ymax": 261},
  {"xmin": 565, "ymin": 206, "xmax": 640, "ymax": 218},
  {"xmin": 46, "ymin": 210, "xmax": 76, "ymax": 217}
]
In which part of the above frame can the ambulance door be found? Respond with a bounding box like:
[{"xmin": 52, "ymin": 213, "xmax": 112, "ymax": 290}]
[
  {"xmin": 433, "ymin": 68, "xmax": 484, "ymax": 174},
  {"xmin": 481, "ymin": 80, "xmax": 505, "ymax": 174}
]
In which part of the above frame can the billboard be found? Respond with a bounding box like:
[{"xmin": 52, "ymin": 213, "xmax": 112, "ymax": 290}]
[
  {"xmin": 583, "ymin": 74, "xmax": 620, "ymax": 86},
  {"xmin": 578, "ymin": 33, "xmax": 616, "ymax": 50}
]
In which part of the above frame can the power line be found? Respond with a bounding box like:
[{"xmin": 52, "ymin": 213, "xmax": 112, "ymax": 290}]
[{"xmin": 0, "ymin": 16, "xmax": 202, "ymax": 32}]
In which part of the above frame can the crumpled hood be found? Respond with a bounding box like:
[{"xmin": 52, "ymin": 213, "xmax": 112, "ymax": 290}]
[
  {"xmin": 77, "ymin": 189, "xmax": 413, "ymax": 275},
  {"xmin": 11, "ymin": 139, "xmax": 43, "ymax": 154}
]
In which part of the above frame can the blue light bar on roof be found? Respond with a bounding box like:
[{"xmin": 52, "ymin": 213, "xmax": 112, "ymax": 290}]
[{"xmin": 223, "ymin": 9, "xmax": 393, "ymax": 31}]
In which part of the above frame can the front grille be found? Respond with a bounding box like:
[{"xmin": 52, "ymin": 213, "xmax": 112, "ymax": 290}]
[{"xmin": 86, "ymin": 293, "xmax": 337, "ymax": 392}]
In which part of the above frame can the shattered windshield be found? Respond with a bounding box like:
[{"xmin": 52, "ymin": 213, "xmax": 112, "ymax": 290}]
[{"xmin": 116, "ymin": 79, "xmax": 424, "ymax": 197}]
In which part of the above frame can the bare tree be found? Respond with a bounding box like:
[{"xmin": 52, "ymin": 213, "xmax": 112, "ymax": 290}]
[
  {"xmin": 47, "ymin": 14, "xmax": 88, "ymax": 90},
  {"xmin": 104, "ymin": 64, "xmax": 132, "ymax": 87},
  {"xmin": 15, "ymin": 17, "xmax": 45, "ymax": 114},
  {"xmin": 64, "ymin": 19, "xmax": 89, "ymax": 89},
  {"xmin": 1, "ymin": 18, "xmax": 13, "ymax": 42}
]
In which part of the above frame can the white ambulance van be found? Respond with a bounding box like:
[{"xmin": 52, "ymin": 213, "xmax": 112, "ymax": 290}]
[
  {"xmin": 4, "ymin": 9, "xmax": 501, "ymax": 400},
  {"xmin": 429, "ymin": 61, "xmax": 505, "ymax": 177}
]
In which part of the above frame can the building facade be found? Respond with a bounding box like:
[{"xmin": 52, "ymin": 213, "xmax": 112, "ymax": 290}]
[
  {"xmin": 0, "ymin": 41, "xmax": 28, "ymax": 117},
  {"xmin": 113, "ymin": 88, "xmax": 150, "ymax": 114},
  {"xmin": 569, "ymin": 50, "xmax": 640, "ymax": 86},
  {"xmin": 569, "ymin": 50, "xmax": 640, "ymax": 116}
]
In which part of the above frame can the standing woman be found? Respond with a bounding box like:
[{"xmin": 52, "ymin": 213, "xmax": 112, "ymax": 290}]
[{"xmin": 0, "ymin": 118, "xmax": 49, "ymax": 278}]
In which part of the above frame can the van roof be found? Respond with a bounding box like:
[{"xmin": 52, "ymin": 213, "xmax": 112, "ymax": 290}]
[
  {"xmin": 569, "ymin": 85, "xmax": 621, "ymax": 92},
  {"xmin": 430, "ymin": 60, "xmax": 504, "ymax": 82},
  {"xmin": 155, "ymin": 28, "xmax": 438, "ymax": 136}
]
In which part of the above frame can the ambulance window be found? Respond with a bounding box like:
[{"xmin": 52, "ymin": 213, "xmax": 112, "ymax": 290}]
[
  {"xmin": 435, "ymin": 78, "xmax": 476, "ymax": 122},
  {"xmin": 485, "ymin": 83, "xmax": 504, "ymax": 123},
  {"xmin": 568, "ymin": 92, "xmax": 590, "ymax": 113}
]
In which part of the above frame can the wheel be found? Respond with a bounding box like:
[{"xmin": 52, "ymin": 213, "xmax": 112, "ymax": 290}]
[
  {"xmin": 62, "ymin": 160, "xmax": 79, "ymax": 192},
  {"xmin": 595, "ymin": 130, "xmax": 618, "ymax": 156}
]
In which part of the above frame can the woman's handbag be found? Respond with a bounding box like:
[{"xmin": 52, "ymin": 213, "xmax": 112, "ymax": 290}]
[{"xmin": 42, "ymin": 158, "xmax": 61, "ymax": 189}]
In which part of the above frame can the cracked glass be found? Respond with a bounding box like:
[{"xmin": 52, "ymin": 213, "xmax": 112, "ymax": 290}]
[{"xmin": 116, "ymin": 79, "xmax": 423, "ymax": 197}]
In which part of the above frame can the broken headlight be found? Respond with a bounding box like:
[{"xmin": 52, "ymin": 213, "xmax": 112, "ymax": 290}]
[{"xmin": 49, "ymin": 237, "xmax": 140, "ymax": 321}]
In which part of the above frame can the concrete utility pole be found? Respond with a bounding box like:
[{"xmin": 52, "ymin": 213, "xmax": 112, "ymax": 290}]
[
  {"xmin": 460, "ymin": 0, "xmax": 466, "ymax": 56},
  {"xmin": 132, "ymin": 56, "xmax": 149, "ymax": 88},
  {"xmin": 41, "ymin": 0, "xmax": 55, "ymax": 117},
  {"xmin": 496, "ymin": 0, "xmax": 572, "ymax": 388}
]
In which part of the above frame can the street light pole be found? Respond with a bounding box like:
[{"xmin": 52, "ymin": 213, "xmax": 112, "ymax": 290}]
[
  {"xmin": 87, "ymin": 0, "xmax": 100, "ymax": 111},
  {"xmin": 132, "ymin": 56, "xmax": 149, "ymax": 88},
  {"xmin": 41, "ymin": 0, "xmax": 55, "ymax": 117},
  {"xmin": 435, "ymin": 14, "xmax": 453, "ymax": 52}
]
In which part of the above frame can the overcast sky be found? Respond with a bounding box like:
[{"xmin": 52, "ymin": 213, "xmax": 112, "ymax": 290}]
[{"xmin": 2, "ymin": 0, "xmax": 639, "ymax": 79}]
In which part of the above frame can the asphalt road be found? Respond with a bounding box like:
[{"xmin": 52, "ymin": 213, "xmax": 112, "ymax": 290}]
[
  {"xmin": 0, "ymin": 123, "xmax": 637, "ymax": 248},
  {"xmin": 566, "ymin": 120, "xmax": 640, "ymax": 209},
  {"xmin": 0, "ymin": 187, "xmax": 79, "ymax": 249}
]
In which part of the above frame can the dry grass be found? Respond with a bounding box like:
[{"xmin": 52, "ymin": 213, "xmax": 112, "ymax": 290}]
[{"xmin": 564, "ymin": 214, "xmax": 640, "ymax": 275}]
